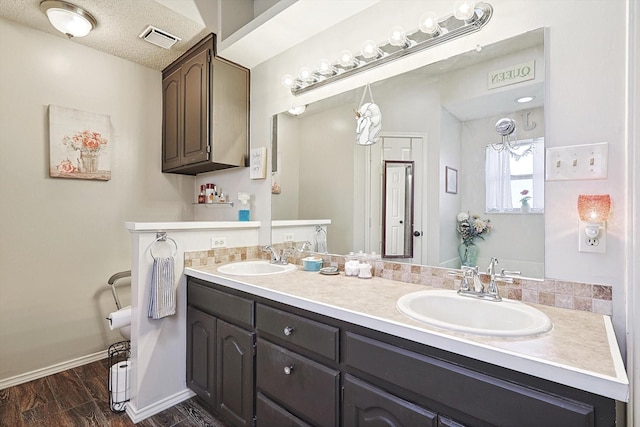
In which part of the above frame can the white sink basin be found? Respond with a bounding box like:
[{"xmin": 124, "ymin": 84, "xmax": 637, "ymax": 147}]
[
  {"xmin": 397, "ymin": 290, "xmax": 552, "ymax": 337},
  {"xmin": 217, "ymin": 260, "xmax": 296, "ymax": 276}
]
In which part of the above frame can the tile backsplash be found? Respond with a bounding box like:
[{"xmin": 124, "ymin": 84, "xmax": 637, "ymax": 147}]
[{"xmin": 184, "ymin": 245, "xmax": 613, "ymax": 316}]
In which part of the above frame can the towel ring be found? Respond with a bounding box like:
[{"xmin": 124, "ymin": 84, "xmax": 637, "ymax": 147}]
[{"xmin": 150, "ymin": 233, "xmax": 178, "ymax": 259}]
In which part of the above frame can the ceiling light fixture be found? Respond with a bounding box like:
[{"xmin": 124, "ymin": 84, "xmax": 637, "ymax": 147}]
[
  {"xmin": 516, "ymin": 96, "xmax": 535, "ymax": 103},
  {"xmin": 281, "ymin": 2, "xmax": 493, "ymax": 96},
  {"xmin": 287, "ymin": 105, "xmax": 307, "ymax": 116},
  {"xmin": 40, "ymin": 0, "xmax": 97, "ymax": 38}
]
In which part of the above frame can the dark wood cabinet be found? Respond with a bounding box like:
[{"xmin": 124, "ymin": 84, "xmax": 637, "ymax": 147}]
[
  {"xmin": 186, "ymin": 281, "xmax": 255, "ymax": 427},
  {"xmin": 216, "ymin": 319, "xmax": 254, "ymax": 426},
  {"xmin": 343, "ymin": 374, "xmax": 438, "ymax": 427},
  {"xmin": 162, "ymin": 34, "xmax": 249, "ymax": 175},
  {"xmin": 256, "ymin": 338, "xmax": 339, "ymax": 427},
  {"xmin": 186, "ymin": 277, "xmax": 616, "ymax": 427},
  {"xmin": 186, "ymin": 306, "xmax": 216, "ymax": 408}
]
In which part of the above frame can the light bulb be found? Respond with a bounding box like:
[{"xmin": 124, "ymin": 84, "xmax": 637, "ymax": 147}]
[
  {"xmin": 454, "ymin": 0, "xmax": 476, "ymax": 21},
  {"xmin": 318, "ymin": 59, "xmax": 337, "ymax": 75},
  {"xmin": 418, "ymin": 12, "xmax": 441, "ymax": 35},
  {"xmin": 388, "ymin": 26, "xmax": 411, "ymax": 48},
  {"xmin": 298, "ymin": 66, "xmax": 314, "ymax": 82},
  {"xmin": 281, "ymin": 74, "xmax": 295, "ymax": 88},
  {"xmin": 338, "ymin": 50, "xmax": 356, "ymax": 68},
  {"xmin": 361, "ymin": 40, "xmax": 383, "ymax": 59}
]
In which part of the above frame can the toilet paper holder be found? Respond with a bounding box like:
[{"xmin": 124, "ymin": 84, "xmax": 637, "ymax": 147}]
[{"xmin": 108, "ymin": 340, "xmax": 131, "ymax": 413}]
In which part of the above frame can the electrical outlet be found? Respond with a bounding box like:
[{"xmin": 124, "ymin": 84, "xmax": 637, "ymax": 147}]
[
  {"xmin": 578, "ymin": 223, "xmax": 606, "ymax": 253},
  {"xmin": 211, "ymin": 237, "xmax": 227, "ymax": 248},
  {"xmin": 284, "ymin": 233, "xmax": 294, "ymax": 242}
]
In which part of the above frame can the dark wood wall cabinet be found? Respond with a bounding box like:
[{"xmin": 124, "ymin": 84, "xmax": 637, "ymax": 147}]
[
  {"xmin": 162, "ymin": 34, "xmax": 249, "ymax": 175},
  {"xmin": 186, "ymin": 277, "xmax": 616, "ymax": 427}
]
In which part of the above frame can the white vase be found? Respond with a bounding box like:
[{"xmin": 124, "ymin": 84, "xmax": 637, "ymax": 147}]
[{"xmin": 520, "ymin": 203, "xmax": 530, "ymax": 214}]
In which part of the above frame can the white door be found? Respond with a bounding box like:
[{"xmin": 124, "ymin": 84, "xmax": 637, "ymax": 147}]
[
  {"xmin": 385, "ymin": 163, "xmax": 407, "ymax": 255},
  {"xmin": 367, "ymin": 135, "xmax": 424, "ymax": 264}
]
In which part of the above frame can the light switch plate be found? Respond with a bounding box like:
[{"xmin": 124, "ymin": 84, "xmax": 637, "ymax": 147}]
[
  {"xmin": 284, "ymin": 233, "xmax": 294, "ymax": 242},
  {"xmin": 546, "ymin": 142, "xmax": 608, "ymax": 181}
]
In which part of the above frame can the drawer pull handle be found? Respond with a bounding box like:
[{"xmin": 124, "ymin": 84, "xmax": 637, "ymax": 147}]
[
  {"xmin": 283, "ymin": 326, "xmax": 294, "ymax": 336},
  {"xmin": 283, "ymin": 365, "xmax": 294, "ymax": 375}
]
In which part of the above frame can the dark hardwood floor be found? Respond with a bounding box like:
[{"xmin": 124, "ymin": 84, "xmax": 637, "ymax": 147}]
[{"xmin": 0, "ymin": 359, "xmax": 228, "ymax": 426}]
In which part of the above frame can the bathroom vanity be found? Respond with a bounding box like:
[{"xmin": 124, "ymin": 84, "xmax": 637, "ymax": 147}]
[{"xmin": 185, "ymin": 265, "xmax": 628, "ymax": 427}]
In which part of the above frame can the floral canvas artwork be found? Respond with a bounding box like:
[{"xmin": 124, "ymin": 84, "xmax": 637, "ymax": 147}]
[{"xmin": 49, "ymin": 105, "xmax": 111, "ymax": 181}]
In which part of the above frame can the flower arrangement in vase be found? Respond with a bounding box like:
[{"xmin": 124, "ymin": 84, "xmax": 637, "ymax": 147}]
[
  {"xmin": 62, "ymin": 130, "xmax": 109, "ymax": 173},
  {"xmin": 456, "ymin": 212, "xmax": 492, "ymax": 267},
  {"xmin": 519, "ymin": 189, "xmax": 532, "ymax": 213}
]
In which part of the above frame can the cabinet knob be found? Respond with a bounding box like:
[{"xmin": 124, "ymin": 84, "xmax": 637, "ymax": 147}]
[
  {"xmin": 283, "ymin": 326, "xmax": 294, "ymax": 336},
  {"xmin": 283, "ymin": 365, "xmax": 294, "ymax": 375}
]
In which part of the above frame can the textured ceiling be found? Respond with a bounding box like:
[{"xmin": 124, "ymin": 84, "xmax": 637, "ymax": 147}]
[{"xmin": 0, "ymin": 0, "xmax": 210, "ymax": 70}]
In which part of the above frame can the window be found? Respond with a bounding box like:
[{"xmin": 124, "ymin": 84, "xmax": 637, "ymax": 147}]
[{"xmin": 485, "ymin": 138, "xmax": 544, "ymax": 213}]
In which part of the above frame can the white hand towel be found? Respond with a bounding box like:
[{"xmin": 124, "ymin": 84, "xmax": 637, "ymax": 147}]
[{"xmin": 147, "ymin": 257, "xmax": 176, "ymax": 319}]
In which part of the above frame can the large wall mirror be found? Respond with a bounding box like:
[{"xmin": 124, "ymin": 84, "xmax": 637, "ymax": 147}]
[{"xmin": 272, "ymin": 28, "xmax": 545, "ymax": 279}]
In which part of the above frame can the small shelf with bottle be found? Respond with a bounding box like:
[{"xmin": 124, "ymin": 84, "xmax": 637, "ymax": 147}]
[{"xmin": 193, "ymin": 202, "xmax": 234, "ymax": 207}]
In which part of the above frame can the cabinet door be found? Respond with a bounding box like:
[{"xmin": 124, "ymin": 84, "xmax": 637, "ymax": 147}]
[
  {"xmin": 256, "ymin": 392, "xmax": 312, "ymax": 427},
  {"xmin": 162, "ymin": 66, "xmax": 181, "ymax": 171},
  {"xmin": 343, "ymin": 375, "xmax": 437, "ymax": 427},
  {"xmin": 257, "ymin": 339, "xmax": 339, "ymax": 427},
  {"xmin": 186, "ymin": 306, "xmax": 216, "ymax": 408},
  {"xmin": 181, "ymin": 46, "xmax": 210, "ymax": 166},
  {"xmin": 216, "ymin": 319, "xmax": 255, "ymax": 427}
]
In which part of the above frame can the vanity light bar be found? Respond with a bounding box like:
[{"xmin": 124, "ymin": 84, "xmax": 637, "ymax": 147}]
[{"xmin": 284, "ymin": 2, "xmax": 493, "ymax": 96}]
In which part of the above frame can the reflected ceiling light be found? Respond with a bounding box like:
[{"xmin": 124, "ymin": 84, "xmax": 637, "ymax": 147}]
[
  {"xmin": 287, "ymin": 105, "xmax": 307, "ymax": 116},
  {"xmin": 40, "ymin": 0, "xmax": 97, "ymax": 38},
  {"xmin": 577, "ymin": 194, "xmax": 611, "ymax": 253},
  {"xmin": 388, "ymin": 26, "xmax": 413, "ymax": 48},
  {"xmin": 418, "ymin": 12, "xmax": 442, "ymax": 36},
  {"xmin": 361, "ymin": 40, "xmax": 384, "ymax": 59},
  {"xmin": 516, "ymin": 96, "xmax": 535, "ymax": 103},
  {"xmin": 491, "ymin": 117, "xmax": 534, "ymax": 158},
  {"xmin": 281, "ymin": 2, "xmax": 493, "ymax": 96},
  {"xmin": 454, "ymin": 0, "xmax": 476, "ymax": 21}
]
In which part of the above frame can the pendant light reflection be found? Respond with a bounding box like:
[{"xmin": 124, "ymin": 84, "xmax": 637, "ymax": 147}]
[{"xmin": 491, "ymin": 117, "xmax": 534, "ymax": 158}]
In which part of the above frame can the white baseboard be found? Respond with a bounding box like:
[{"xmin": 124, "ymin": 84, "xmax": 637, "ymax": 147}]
[
  {"xmin": 0, "ymin": 350, "xmax": 107, "ymax": 390},
  {"xmin": 126, "ymin": 388, "xmax": 196, "ymax": 423}
]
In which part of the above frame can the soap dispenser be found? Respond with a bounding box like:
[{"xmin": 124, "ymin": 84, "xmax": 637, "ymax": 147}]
[{"xmin": 238, "ymin": 193, "xmax": 251, "ymax": 221}]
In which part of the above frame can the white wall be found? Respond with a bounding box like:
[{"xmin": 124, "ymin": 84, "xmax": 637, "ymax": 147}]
[{"xmin": 0, "ymin": 18, "xmax": 193, "ymax": 382}]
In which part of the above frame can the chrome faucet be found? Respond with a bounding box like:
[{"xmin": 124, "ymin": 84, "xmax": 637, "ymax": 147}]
[
  {"xmin": 263, "ymin": 245, "xmax": 293, "ymax": 265},
  {"xmin": 454, "ymin": 259, "xmax": 502, "ymax": 302},
  {"xmin": 297, "ymin": 241, "xmax": 312, "ymax": 252},
  {"xmin": 263, "ymin": 245, "xmax": 281, "ymax": 264},
  {"xmin": 486, "ymin": 257, "xmax": 501, "ymax": 300}
]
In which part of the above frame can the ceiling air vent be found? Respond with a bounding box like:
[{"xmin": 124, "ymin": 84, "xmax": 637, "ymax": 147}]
[{"xmin": 139, "ymin": 25, "xmax": 181, "ymax": 49}]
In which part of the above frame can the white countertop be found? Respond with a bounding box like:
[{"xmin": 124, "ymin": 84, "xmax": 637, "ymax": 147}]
[
  {"xmin": 125, "ymin": 221, "xmax": 261, "ymax": 231},
  {"xmin": 185, "ymin": 264, "xmax": 629, "ymax": 402}
]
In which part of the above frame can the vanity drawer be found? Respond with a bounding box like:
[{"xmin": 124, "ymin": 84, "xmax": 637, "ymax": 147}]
[
  {"xmin": 187, "ymin": 280, "xmax": 254, "ymax": 329},
  {"xmin": 257, "ymin": 338, "xmax": 339, "ymax": 427},
  {"xmin": 256, "ymin": 303, "xmax": 339, "ymax": 361},
  {"xmin": 344, "ymin": 332, "xmax": 594, "ymax": 427}
]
